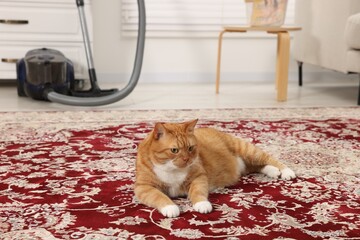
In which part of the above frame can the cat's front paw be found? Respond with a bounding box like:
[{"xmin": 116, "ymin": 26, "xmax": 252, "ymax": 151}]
[
  {"xmin": 160, "ymin": 204, "xmax": 180, "ymax": 218},
  {"xmin": 193, "ymin": 201, "xmax": 212, "ymax": 214},
  {"xmin": 281, "ymin": 168, "xmax": 296, "ymax": 180},
  {"xmin": 261, "ymin": 165, "xmax": 281, "ymax": 179}
]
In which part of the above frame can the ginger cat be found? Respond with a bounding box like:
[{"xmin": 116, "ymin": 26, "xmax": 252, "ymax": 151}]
[{"xmin": 134, "ymin": 119, "xmax": 295, "ymax": 218}]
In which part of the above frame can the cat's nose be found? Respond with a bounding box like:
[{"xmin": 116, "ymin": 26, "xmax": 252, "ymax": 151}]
[{"xmin": 182, "ymin": 157, "xmax": 189, "ymax": 162}]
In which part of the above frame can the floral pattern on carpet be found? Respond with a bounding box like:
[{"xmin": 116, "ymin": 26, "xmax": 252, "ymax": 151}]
[{"xmin": 0, "ymin": 108, "xmax": 359, "ymax": 240}]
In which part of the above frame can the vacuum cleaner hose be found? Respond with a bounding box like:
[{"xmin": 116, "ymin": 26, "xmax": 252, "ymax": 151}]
[{"xmin": 47, "ymin": 0, "xmax": 146, "ymax": 106}]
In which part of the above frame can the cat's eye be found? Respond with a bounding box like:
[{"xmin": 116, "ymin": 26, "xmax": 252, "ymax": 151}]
[
  {"xmin": 170, "ymin": 148, "xmax": 179, "ymax": 154},
  {"xmin": 188, "ymin": 146, "xmax": 195, "ymax": 152}
]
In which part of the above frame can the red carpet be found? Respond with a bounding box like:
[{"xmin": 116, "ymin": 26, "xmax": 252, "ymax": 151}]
[{"xmin": 1, "ymin": 108, "xmax": 359, "ymax": 239}]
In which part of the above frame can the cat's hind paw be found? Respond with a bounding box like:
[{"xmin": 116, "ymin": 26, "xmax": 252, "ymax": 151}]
[
  {"xmin": 160, "ymin": 204, "xmax": 180, "ymax": 218},
  {"xmin": 194, "ymin": 201, "xmax": 212, "ymax": 214},
  {"xmin": 281, "ymin": 168, "xmax": 296, "ymax": 180}
]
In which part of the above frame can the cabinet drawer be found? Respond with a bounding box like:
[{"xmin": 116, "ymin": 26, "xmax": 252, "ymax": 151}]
[
  {"xmin": 0, "ymin": 42, "xmax": 89, "ymax": 79},
  {"xmin": 0, "ymin": 1, "xmax": 93, "ymax": 42}
]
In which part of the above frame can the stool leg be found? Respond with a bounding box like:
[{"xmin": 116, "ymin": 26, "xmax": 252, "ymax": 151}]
[
  {"xmin": 275, "ymin": 32, "xmax": 290, "ymax": 101},
  {"xmin": 275, "ymin": 33, "xmax": 281, "ymax": 90},
  {"xmin": 216, "ymin": 30, "xmax": 226, "ymax": 94}
]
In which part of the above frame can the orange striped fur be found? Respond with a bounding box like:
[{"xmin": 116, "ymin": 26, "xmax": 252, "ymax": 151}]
[{"xmin": 134, "ymin": 119, "xmax": 295, "ymax": 217}]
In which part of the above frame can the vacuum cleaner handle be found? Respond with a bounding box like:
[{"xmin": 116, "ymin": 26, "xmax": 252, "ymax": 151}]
[
  {"xmin": 76, "ymin": 0, "xmax": 84, "ymax": 6},
  {"xmin": 76, "ymin": 0, "xmax": 100, "ymax": 91},
  {"xmin": 47, "ymin": 0, "xmax": 146, "ymax": 106}
]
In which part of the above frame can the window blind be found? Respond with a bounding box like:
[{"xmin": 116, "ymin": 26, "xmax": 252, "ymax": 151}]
[{"xmin": 121, "ymin": 0, "xmax": 295, "ymax": 37}]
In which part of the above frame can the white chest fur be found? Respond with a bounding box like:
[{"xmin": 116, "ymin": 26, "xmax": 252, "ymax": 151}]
[
  {"xmin": 154, "ymin": 168, "xmax": 188, "ymax": 186},
  {"xmin": 153, "ymin": 162, "xmax": 188, "ymax": 197}
]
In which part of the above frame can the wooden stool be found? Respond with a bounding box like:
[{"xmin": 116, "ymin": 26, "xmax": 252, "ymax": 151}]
[{"xmin": 215, "ymin": 26, "xmax": 301, "ymax": 102}]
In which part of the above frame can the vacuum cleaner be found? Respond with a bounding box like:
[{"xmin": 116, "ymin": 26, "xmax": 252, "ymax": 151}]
[{"xmin": 16, "ymin": 0, "xmax": 146, "ymax": 106}]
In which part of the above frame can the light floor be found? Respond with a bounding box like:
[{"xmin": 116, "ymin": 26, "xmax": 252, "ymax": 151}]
[{"xmin": 0, "ymin": 78, "xmax": 358, "ymax": 112}]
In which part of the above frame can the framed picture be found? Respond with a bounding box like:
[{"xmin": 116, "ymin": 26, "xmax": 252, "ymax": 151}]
[{"xmin": 245, "ymin": 0, "xmax": 288, "ymax": 26}]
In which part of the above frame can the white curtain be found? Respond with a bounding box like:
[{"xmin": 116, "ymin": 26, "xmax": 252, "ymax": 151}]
[{"xmin": 121, "ymin": 0, "xmax": 295, "ymax": 37}]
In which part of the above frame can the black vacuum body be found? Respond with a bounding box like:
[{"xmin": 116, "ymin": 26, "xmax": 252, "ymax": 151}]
[
  {"xmin": 17, "ymin": 48, "xmax": 73, "ymax": 100},
  {"xmin": 16, "ymin": 0, "xmax": 145, "ymax": 106}
]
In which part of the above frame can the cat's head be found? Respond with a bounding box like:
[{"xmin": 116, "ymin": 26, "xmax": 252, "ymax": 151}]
[{"xmin": 150, "ymin": 119, "xmax": 198, "ymax": 170}]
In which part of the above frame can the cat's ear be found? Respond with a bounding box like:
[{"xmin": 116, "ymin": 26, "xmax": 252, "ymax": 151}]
[
  {"xmin": 153, "ymin": 122, "xmax": 166, "ymax": 140},
  {"xmin": 185, "ymin": 119, "xmax": 198, "ymax": 134}
]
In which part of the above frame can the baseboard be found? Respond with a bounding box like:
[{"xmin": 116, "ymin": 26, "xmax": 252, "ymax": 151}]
[{"xmin": 96, "ymin": 71, "xmax": 358, "ymax": 84}]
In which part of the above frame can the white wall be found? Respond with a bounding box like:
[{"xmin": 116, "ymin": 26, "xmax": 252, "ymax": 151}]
[{"xmin": 91, "ymin": 0, "xmax": 327, "ymax": 85}]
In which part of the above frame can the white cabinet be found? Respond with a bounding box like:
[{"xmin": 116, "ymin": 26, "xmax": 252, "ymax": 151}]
[{"xmin": 0, "ymin": 0, "xmax": 92, "ymax": 80}]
